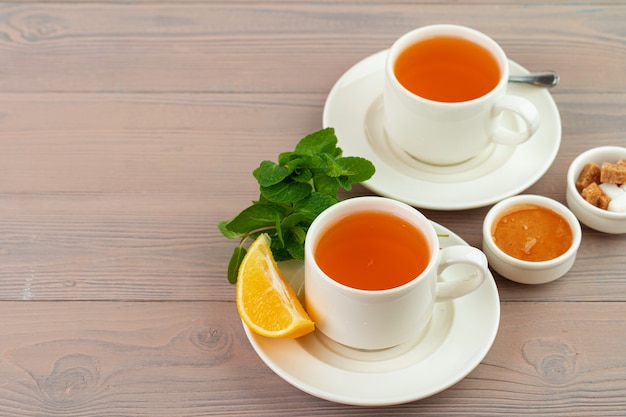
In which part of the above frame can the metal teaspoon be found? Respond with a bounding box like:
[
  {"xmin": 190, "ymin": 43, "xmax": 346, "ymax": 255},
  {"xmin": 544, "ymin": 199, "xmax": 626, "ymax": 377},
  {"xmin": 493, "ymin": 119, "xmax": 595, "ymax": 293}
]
[{"xmin": 508, "ymin": 71, "xmax": 559, "ymax": 88}]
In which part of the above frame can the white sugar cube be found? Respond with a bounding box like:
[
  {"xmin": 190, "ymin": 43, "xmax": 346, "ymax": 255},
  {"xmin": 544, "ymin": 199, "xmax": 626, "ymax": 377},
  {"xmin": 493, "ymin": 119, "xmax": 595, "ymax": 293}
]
[
  {"xmin": 599, "ymin": 182, "xmax": 625, "ymax": 200},
  {"xmin": 608, "ymin": 193, "xmax": 626, "ymax": 212},
  {"xmin": 621, "ymin": 183, "xmax": 626, "ymax": 192}
]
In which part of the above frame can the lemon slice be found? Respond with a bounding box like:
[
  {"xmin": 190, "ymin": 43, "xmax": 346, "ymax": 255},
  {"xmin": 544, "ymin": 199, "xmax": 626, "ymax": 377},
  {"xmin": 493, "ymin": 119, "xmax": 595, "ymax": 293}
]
[{"xmin": 236, "ymin": 234, "xmax": 314, "ymax": 338}]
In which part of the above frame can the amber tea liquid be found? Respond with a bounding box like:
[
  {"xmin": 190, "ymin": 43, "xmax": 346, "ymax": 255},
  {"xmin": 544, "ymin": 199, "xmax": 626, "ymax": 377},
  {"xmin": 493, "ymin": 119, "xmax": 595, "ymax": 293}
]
[
  {"xmin": 314, "ymin": 210, "xmax": 430, "ymax": 290},
  {"xmin": 394, "ymin": 35, "xmax": 501, "ymax": 103}
]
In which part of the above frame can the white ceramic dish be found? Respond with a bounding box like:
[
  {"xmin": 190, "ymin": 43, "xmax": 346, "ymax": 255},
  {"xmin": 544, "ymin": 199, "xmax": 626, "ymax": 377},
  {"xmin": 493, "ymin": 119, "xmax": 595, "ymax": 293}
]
[
  {"xmin": 242, "ymin": 223, "xmax": 500, "ymax": 406},
  {"xmin": 566, "ymin": 146, "xmax": 626, "ymax": 234},
  {"xmin": 482, "ymin": 195, "xmax": 582, "ymax": 284},
  {"xmin": 323, "ymin": 49, "xmax": 561, "ymax": 210}
]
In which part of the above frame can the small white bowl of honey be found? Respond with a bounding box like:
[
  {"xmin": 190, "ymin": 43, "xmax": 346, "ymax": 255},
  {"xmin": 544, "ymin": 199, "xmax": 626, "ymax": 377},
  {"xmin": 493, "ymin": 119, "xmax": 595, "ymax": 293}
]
[{"xmin": 482, "ymin": 195, "xmax": 582, "ymax": 284}]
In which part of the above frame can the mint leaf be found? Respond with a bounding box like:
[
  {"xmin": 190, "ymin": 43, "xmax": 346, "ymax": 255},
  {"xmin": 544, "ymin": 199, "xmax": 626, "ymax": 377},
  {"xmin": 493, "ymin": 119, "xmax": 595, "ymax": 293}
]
[
  {"xmin": 294, "ymin": 192, "xmax": 338, "ymax": 223},
  {"xmin": 269, "ymin": 238, "xmax": 292, "ymax": 261},
  {"xmin": 285, "ymin": 227, "xmax": 306, "ymax": 260},
  {"xmin": 323, "ymin": 153, "xmax": 343, "ymax": 177},
  {"xmin": 336, "ymin": 156, "xmax": 376, "ymax": 190},
  {"xmin": 218, "ymin": 127, "xmax": 375, "ymax": 284},
  {"xmin": 337, "ymin": 156, "xmax": 376, "ymax": 183},
  {"xmin": 313, "ymin": 175, "xmax": 339, "ymax": 197},
  {"xmin": 281, "ymin": 212, "xmax": 308, "ymax": 229},
  {"xmin": 217, "ymin": 220, "xmax": 242, "ymax": 239},
  {"xmin": 294, "ymin": 127, "xmax": 337, "ymax": 155},
  {"xmin": 290, "ymin": 167, "xmax": 313, "ymax": 183},
  {"xmin": 290, "ymin": 226, "xmax": 307, "ymax": 245},
  {"xmin": 253, "ymin": 160, "xmax": 291, "ymax": 187},
  {"xmin": 221, "ymin": 204, "xmax": 287, "ymax": 235},
  {"xmin": 338, "ymin": 175, "xmax": 353, "ymax": 190},
  {"xmin": 260, "ymin": 181, "xmax": 312, "ymax": 203},
  {"xmin": 227, "ymin": 246, "xmax": 246, "ymax": 284},
  {"xmin": 278, "ymin": 151, "xmax": 293, "ymax": 164}
]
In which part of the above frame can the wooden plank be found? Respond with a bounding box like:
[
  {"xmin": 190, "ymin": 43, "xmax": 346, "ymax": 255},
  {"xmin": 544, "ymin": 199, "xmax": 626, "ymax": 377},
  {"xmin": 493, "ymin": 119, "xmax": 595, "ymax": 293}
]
[
  {"xmin": 4, "ymin": 188, "xmax": 623, "ymax": 303},
  {"xmin": 0, "ymin": 91, "xmax": 625, "ymax": 301},
  {"xmin": 1, "ymin": 187, "xmax": 626, "ymax": 302},
  {"xmin": 0, "ymin": 91, "xmax": 624, "ymax": 195},
  {"xmin": 0, "ymin": 193, "xmax": 235, "ymax": 301},
  {"xmin": 0, "ymin": 92, "xmax": 324, "ymax": 194},
  {"xmin": 0, "ymin": 3, "xmax": 623, "ymax": 93},
  {"xmin": 0, "ymin": 301, "xmax": 622, "ymax": 416},
  {"xmin": 23, "ymin": 0, "xmax": 626, "ymax": 4}
]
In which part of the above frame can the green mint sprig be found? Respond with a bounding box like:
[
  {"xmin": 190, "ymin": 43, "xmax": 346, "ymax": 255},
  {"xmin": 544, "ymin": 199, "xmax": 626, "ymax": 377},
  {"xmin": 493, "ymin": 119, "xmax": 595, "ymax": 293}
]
[{"xmin": 218, "ymin": 127, "xmax": 375, "ymax": 284}]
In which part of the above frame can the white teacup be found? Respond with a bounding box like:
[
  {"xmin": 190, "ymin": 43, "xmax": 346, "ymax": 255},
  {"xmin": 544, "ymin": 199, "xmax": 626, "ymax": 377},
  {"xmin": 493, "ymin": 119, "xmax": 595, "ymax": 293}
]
[
  {"xmin": 383, "ymin": 24, "xmax": 540, "ymax": 166},
  {"xmin": 304, "ymin": 196, "xmax": 487, "ymax": 350}
]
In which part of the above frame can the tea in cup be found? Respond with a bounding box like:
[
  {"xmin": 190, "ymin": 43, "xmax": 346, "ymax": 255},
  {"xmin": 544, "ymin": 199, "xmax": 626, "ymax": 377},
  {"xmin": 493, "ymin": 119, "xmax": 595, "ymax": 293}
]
[
  {"xmin": 304, "ymin": 196, "xmax": 488, "ymax": 350},
  {"xmin": 383, "ymin": 24, "xmax": 540, "ymax": 165}
]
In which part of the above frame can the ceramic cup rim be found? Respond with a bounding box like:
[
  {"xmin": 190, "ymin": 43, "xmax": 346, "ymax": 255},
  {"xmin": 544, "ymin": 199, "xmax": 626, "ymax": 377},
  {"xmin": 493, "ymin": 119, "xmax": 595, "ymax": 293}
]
[
  {"xmin": 304, "ymin": 196, "xmax": 438, "ymax": 296},
  {"xmin": 385, "ymin": 24, "xmax": 509, "ymax": 107}
]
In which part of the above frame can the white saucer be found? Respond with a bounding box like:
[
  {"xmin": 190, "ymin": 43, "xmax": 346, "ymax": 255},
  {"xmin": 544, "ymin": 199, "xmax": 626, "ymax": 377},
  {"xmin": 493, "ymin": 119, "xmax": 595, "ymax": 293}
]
[
  {"xmin": 242, "ymin": 222, "xmax": 500, "ymax": 406},
  {"xmin": 323, "ymin": 50, "xmax": 562, "ymax": 210}
]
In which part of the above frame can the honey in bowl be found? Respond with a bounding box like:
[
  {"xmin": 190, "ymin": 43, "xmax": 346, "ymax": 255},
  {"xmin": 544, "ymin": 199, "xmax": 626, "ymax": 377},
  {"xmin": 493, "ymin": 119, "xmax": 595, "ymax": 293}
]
[{"xmin": 491, "ymin": 204, "xmax": 573, "ymax": 262}]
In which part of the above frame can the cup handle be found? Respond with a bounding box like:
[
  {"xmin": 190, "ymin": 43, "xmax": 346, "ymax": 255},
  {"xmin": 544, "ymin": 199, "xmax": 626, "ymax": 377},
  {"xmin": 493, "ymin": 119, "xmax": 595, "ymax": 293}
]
[
  {"xmin": 491, "ymin": 95, "xmax": 540, "ymax": 146},
  {"xmin": 435, "ymin": 246, "xmax": 488, "ymax": 302}
]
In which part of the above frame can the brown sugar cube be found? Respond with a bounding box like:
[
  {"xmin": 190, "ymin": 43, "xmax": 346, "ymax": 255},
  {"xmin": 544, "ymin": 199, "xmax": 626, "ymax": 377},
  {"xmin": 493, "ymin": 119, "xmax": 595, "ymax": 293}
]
[
  {"xmin": 581, "ymin": 182, "xmax": 605, "ymax": 206},
  {"xmin": 598, "ymin": 194, "xmax": 611, "ymax": 210},
  {"xmin": 576, "ymin": 162, "xmax": 601, "ymax": 192},
  {"xmin": 600, "ymin": 162, "xmax": 626, "ymax": 185},
  {"xmin": 617, "ymin": 159, "xmax": 626, "ymax": 166}
]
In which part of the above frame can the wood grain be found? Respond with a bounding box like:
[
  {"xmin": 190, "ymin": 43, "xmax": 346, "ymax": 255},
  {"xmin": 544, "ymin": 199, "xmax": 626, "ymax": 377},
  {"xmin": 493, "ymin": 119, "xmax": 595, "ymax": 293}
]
[
  {"xmin": 0, "ymin": 4, "xmax": 623, "ymax": 94},
  {"xmin": 0, "ymin": 1, "xmax": 625, "ymax": 415},
  {"xmin": 1, "ymin": 91, "xmax": 625, "ymax": 301},
  {"xmin": 0, "ymin": 302, "xmax": 623, "ymax": 416}
]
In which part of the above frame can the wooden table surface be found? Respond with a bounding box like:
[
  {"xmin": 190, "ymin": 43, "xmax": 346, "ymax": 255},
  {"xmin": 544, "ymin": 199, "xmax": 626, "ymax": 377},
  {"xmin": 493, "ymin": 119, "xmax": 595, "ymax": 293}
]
[{"xmin": 1, "ymin": 1, "xmax": 625, "ymax": 415}]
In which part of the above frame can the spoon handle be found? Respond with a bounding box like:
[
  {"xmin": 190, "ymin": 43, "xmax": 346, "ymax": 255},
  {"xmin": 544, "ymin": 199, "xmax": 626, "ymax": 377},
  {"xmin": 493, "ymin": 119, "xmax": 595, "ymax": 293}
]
[{"xmin": 509, "ymin": 71, "xmax": 559, "ymax": 88}]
